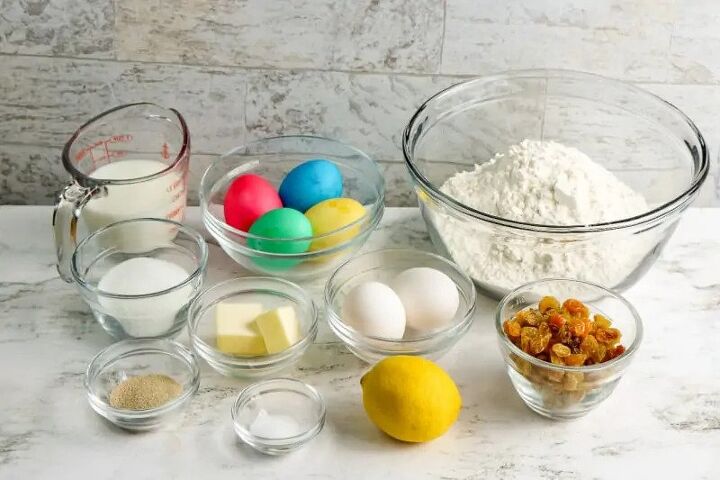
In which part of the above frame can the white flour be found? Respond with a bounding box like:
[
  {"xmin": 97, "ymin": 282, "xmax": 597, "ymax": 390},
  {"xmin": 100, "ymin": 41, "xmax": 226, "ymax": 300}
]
[{"xmin": 435, "ymin": 140, "xmax": 652, "ymax": 292}]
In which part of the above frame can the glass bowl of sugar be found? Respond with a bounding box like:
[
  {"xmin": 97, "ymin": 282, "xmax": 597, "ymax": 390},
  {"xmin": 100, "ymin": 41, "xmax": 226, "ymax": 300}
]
[
  {"xmin": 71, "ymin": 218, "xmax": 208, "ymax": 339},
  {"xmin": 231, "ymin": 378, "xmax": 326, "ymax": 455}
]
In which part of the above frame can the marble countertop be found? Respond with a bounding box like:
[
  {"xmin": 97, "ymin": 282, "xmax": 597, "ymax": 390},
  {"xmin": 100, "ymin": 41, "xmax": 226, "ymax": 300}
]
[{"xmin": 1, "ymin": 206, "xmax": 719, "ymax": 479}]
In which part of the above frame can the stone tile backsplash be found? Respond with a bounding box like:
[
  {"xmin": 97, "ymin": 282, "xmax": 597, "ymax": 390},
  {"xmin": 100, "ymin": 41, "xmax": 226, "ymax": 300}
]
[{"xmin": 0, "ymin": 0, "xmax": 718, "ymax": 206}]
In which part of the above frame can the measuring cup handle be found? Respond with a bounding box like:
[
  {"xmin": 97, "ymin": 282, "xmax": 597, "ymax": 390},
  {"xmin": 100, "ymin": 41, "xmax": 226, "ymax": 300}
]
[{"xmin": 52, "ymin": 183, "xmax": 98, "ymax": 282}]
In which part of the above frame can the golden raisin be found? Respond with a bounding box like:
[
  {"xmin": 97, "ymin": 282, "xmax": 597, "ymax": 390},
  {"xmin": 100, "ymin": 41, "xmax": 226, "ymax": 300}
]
[
  {"xmin": 593, "ymin": 314, "xmax": 612, "ymax": 329},
  {"xmin": 605, "ymin": 344, "xmax": 626, "ymax": 360},
  {"xmin": 596, "ymin": 327, "xmax": 622, "ymax": 345},
  {"xmin": 552, "ymin": 343, "xmax": 571, "ymax": 358},
  {"xmin": 514, "ymin": 309, "xmax": 531, "ymax": 326},
  {"xmin": 520, "ymin": 326, "xmax": 537, "ymax": 353},
  {"xmin": 524, "ymin": 310, "xmax": 543, "ymax": 327},
  {"xmin": 563, "ymin": 298, "xmax": 589, "ymax": 318},
  {"xmin": 539, "ymin": 296, "xmax": 561, "ymax": 313},
  {"xmin": 580, "ymin": 334, "xmax": 599, "ymax": 357},
  {"xmin": 593, "ymin": 344, "xmax": 607, "ymax": 364},
  {"xmin": 568, "ymin": 319, "xmax": 586, "ymax": 337},
  {"xmin": 565, "ymin": 353, "xmax": 588, "ymax": 366},
  {"xmin": 550, "ymin": 351, "xmax": 565, "ymax": 365},
  {"xmin": 504, "ymin": 320, "xmax": 521, "ymax": 338},
  {"xmin": 563, "ymin": 372, "xmax": 581, "ymax": 391},
  {"xmin": 530, "ymin": 335, "xmax": 550, "ymax": 355},
  {"xmin": 549, "ymin": 312, "xmax": 566, "ymax": 330}
]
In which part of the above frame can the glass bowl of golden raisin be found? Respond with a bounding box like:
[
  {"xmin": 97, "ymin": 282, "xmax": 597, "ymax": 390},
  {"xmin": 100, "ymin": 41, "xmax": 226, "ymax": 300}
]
[{"xmin": 495, "ymin": 278, "xmax": 643, "ymax": 420}]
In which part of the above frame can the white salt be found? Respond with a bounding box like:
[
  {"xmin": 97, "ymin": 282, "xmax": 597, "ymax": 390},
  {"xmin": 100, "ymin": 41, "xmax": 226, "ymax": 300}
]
[
  {"xmin": 249, "ymin": 409, "xmax": 302, "ymax": 439},
  {"xmin": 98, "ymin": 257, "xmax": 193, "ymax": 337}
]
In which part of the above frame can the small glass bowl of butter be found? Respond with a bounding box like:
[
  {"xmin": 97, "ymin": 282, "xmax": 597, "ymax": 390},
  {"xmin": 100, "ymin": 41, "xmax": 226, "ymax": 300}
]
[
  {"xmin": 232, "ymin": 378, "xmax": 326, "ymax": 455},
  {"xmin": 187, "ymin": 277, "xmax": 318, "ymax": 378}
]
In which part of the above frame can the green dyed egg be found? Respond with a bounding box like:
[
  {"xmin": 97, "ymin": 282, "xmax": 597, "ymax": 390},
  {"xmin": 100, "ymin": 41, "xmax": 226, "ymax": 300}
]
[{"xmin": 247, "ymin": 208, "xmax": 312, "ymax": 269}]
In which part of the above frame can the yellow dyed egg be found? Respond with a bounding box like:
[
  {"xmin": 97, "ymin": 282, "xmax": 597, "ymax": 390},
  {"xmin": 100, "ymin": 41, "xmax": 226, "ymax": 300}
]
[{"xmin": 305, "ymin": 198, "xmax": 366, "ymax": 251}]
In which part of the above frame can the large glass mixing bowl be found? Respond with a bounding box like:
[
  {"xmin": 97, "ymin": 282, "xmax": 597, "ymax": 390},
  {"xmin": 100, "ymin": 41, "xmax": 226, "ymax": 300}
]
[{"xmin": 403, "ymin": 70, "xmax": 708, "ymax": 299}]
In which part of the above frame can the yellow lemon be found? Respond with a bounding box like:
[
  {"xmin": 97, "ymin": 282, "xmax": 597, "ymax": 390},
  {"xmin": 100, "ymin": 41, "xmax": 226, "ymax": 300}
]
[
  {"xmin": 305, "ymin": 198, "xmax": 366, "ymax": 252},
  {"xmin": 360, "ymin": 356, "xmax": 462, "ymax": 443}
]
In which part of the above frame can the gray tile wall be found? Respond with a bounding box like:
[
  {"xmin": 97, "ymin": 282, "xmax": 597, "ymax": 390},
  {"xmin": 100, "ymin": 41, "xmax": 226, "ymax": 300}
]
[{"xmin": 1, "ymin": 0, "xmax": 718, "ymax": 206}]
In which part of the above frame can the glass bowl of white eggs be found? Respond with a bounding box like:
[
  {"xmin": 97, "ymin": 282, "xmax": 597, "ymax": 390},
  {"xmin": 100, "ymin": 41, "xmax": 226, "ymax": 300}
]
[{"xmin": 324, "ymin": 248, "xmax": 477, "ymax": 363}]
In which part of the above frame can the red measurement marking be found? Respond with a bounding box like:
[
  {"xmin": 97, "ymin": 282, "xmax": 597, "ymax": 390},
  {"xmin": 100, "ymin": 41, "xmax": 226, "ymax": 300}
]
[
  {"xmin": 166, "ymin": 205, "xmax": 184, "ymax": 220},
  {"xmin": 161, "ymin": 142, "xmax": 170, "ymax": 160},
  {"xmin": 166, "ymin": 175, "xmax": 186, "ymax": 192},
  {"xmin": 74, "ymin": 134, "xmax": 133, "ymax": 163}
]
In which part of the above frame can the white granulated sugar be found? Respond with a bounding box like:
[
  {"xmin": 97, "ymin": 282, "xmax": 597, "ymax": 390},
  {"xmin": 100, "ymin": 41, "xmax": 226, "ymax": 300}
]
[
  {"xmin": 436, "ymin": 140, "xmax": 652, "ymax": 291},
  {"xmin": 98, "ymin": 257, "xmax": 193, "ymax": 337}
]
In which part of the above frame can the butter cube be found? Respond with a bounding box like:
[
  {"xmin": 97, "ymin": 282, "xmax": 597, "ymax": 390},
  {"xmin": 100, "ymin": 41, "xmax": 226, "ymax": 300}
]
[
  {"xmin": 215, "ymin": 303, "xmax": 266, "ymax": 356},
  {"xmin": 254, "ymin": 306, "xmax": 301, "ymax": 354}
]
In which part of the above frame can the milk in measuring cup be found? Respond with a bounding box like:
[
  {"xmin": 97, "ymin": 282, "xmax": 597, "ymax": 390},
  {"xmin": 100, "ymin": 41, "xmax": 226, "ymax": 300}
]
[{"xmin": 83, "ymin": 159, "xmax": 186, "ymax": 251}]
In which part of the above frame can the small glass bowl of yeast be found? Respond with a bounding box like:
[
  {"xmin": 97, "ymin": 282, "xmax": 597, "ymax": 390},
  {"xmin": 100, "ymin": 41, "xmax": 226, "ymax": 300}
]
[
  {"xmin": 84, "ymin": 338, "xmax": 200, "ymax": 431},
  {"xmin": 187, "ymin": 277, "xmax": 318, "ymax": 378}
]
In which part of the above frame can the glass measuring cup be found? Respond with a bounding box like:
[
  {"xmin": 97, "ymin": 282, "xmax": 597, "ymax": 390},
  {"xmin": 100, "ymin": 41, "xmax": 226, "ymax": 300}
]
[{"xmin": 54, "ymin": 103, "xmax": 190, "ymax": 282}]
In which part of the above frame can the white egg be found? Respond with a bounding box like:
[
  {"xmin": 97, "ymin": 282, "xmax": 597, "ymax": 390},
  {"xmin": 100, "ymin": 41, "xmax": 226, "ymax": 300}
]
[
  {"xmin": 390, "ymin": 267, "xmax": 460, "ymax": 331},
  {"xmin": 341, "ymin": 281, "xmax": 406, "ymax": 339}
]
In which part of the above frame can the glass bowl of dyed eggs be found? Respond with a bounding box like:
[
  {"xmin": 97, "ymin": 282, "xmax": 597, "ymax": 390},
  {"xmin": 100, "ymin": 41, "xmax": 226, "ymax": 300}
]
[
  {"xmin": 84, "ymin": 338, "xmax": 200, "ymax": 431},
  {"xmin": 199, "ymin": 135, "xmax": 385, "ymax": 281},
  {"xmin": 187, "ymin": 277, "xmax": 318, "ymax": 378},
  {"xmin": 324, "ymin": 248, "xmax": 477, "ymax": 363}
]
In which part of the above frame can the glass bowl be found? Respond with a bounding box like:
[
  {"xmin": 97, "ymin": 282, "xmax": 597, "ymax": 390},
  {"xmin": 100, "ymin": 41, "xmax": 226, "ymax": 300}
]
[
  {"xmin": 200, "ymin": 135, "xmax": 385, "ymax": 281},
  {"xmin": 231, "ymin": 378, "xmax": 326, "ymax": 455},
  {"xmin": 495, "ymin": 278, "xmax": 643, "ymax": 420},
  {"xmin": 403, "ymin": 69, "xmax": 709, "ymax": 299},
  {"xmin": 71, "ymin": 218, "xmax": 208, "ymax": 339},
  {"xmin": 187, "ymin": 277, "xmax": 318, "ymax": 378},
  {"xmin": 325, "ymin": 248, "xmax": 477, "ymax": 363},
  {"xmin": 84, "ymin": 338, "xmax": 200, "ymax": 431}
]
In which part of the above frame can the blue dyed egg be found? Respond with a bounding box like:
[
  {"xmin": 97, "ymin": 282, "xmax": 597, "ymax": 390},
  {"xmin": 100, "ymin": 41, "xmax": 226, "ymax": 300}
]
[{"xmin": 279, "ymin": 159, "xmax": 343, "ymax": 212}]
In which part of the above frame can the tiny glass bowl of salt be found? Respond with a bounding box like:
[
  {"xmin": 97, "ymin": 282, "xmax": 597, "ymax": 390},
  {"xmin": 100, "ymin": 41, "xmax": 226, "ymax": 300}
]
[
  {"xmin": 188, "ymin": 277, "xmax": 318, "ymax": 378},
  {"xmin": 496, "ymin": 278, "xmax": 643, "ymax": 420},
  {"xmin": 403, "ymin": 69, "xmax": 709, "ymax": 299},
  {"xmin": 84, "ymin": 338, "xmax": 200, "ymax": 431},
  {"xmin": 71, "ymin": 218, "xmax": 208, "ymax": 339},
  {"xmin": 325, "ymin": 249, "xmax": 476, "ymax": 363},
  {"xmin": 231, "ymin": 378, "xmax": 326, "ymax": 455}
]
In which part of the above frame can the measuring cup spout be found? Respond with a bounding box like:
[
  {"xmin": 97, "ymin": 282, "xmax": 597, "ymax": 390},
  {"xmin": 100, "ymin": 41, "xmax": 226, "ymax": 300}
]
[{"xmin": 53, "ymin": 183, "xmax": 100, "ymax": 282}]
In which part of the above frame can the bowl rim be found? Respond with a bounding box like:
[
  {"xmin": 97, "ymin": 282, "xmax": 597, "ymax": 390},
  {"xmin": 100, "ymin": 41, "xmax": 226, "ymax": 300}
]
[
  {"xmin": 84, "ymin": 338, "xmax": 200, "ymax": 419},
  {"xmin": 230, "ymin": 377, "xmax": 326, "ymax": 447},
  {"xmin": 402, "ymin": 68, "xmax": 709, "ymax": 234},
  {"xmin": 187, "ymin": 277, "xmax": 318, "ymax": 369},
  {"xmin": 494, "ymin": 277, "xmax": 644, "ymax": 373},
  {"xmin": 199, "ymin": 134, "xmax": 386, "ymax": 246},
  {"xmin": 324, "ymin": 248, "xmax": 477, "ymax": 346},
  {"xmin": 71, "ymin": 217, "xmax": 209, "ymax": 299},
  {"xmin": 62, "ymin": 102, "xmax": 189, "ymax": 187}
]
